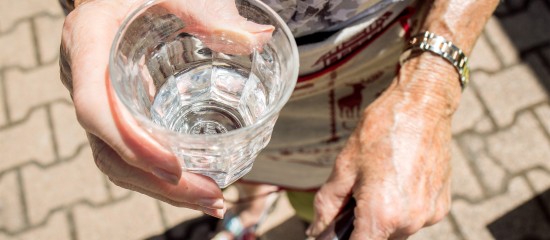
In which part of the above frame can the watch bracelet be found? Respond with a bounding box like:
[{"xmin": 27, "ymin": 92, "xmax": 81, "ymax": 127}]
[{"xmin": 399, "ymin": 31, "xmax": 470, "ymax": 91}]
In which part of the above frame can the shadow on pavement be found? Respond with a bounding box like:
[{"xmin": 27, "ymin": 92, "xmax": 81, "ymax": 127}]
[
  {"xmin": 145, "ymin": 215, "xmax": 308, "ymax": 240},
  {"xmin": 145, "ymin": 215, "xmax": 219, "ymax": 240},
  {"xmin": 488, "ymin": 187, "xmax": 550, "ymax": 240},
  {"xmin": 494, "ymin": 0, "xmax": 550, "ymax": 94}
]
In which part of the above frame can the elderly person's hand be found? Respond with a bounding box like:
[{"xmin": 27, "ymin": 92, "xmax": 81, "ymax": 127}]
[
  {"xmin": 307, "ymin": 54, "xmax": 460, "ymax": 239},
  {"xmin": 59, "ymin": 0, "xmax": 273, "ymax": 218},
  {"xmin": 307, "ymin": 0, "xmax": 499, "ymax": 237}
]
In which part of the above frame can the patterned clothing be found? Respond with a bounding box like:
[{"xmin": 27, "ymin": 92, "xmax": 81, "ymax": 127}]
[
  {"xmin": 59, "ymin": 0, "xmax": 429, "ymax": 189},
  {"xmin": 245, "ymin": 0, "xmax": 430, "ymax": 189}
]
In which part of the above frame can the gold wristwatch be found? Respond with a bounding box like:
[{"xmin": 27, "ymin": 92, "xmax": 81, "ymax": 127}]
[{"xmin": 400, "ymin": 31, "xmax": 470, "ymax": 90}]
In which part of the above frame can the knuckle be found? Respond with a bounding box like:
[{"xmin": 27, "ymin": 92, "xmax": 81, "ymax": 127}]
[
  {"xmin": 89, "ymin": 137, "xmax": 114, "ymax": 176},
  {"xmin": 108, "ymin": 177, "xmax": 130, "ymax": 190},
  {"xmin": 429, "ymin": 204, "xmax": 451, "ymax": 226}
]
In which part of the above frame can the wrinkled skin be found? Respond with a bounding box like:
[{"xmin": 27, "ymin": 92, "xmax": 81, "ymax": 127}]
[
  {"xmin": 60, "ymin": 0, "xmax": 273, "ymax": 218},
  {"xmin": 307, "ymin": 54, "xmax": 462, "ymax": 240}
]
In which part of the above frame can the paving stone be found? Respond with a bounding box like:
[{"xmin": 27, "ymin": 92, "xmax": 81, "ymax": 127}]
[
  {"xmin": 452, "ymin": 86, "xmax": 485, "ymax": 134},
  {"xmin": 487, "ymin": 112, "xmax": 550, "ymax": 173},
  {"xmin": 50, "ymin": 102, "xmax": 87, "ymax": 158},
  {"xmin": 0, "ymin": 171, "xmax": 26, "ymax": 232},
  {"xmin": 460, "ymin": 132, "xmax": 486, "ymax": 156},
  {"xmin": 0, "ymin": 109, "xmax": 54, "ymax": 170},
  {"xmin": 0, "ymin": 21, "xmax": 36, "ymax": 69},
  {"xmin": 469, "ymin": 33, "xmax": 501, "ymax": 72},
  {"xmin": 107, "ymin": 180, "xmax": 133, "ymax": 200},
  {"xmin": 526, "ymin": 169, "xmax": 550, "ymax": 194},
  {"xmin": 0, "ymin": 75, "xmax": 6, "ymax": 127},
  {"xmin": 483, "ymin": 17, "xmax": 520, "ymax": 67},
  {"xmin": 73, "ymin": 192, "xmax": 163, "ymax": 240},
  {"xmin": 523, "ymin": 49, "xmax": 550, "ymax": 93},
  {"xmin": 525, "ymin": 169, "xmax": 550, "ymax": 224},
  {"xmin": 34, "ymin": 16, "xmax": 64, "ymax": 64},
  {"xmin": 534, "ymin": 104, "xmax": 550, "ymax": 135},
  {"xmin": 5, "ymin": 62, "xmax": 70, "ymax": 122},
  {"xmin": 452, "ymin": 177, "xmax": 534, "ymax": 240},
  {"xmin": 497, "ymin": 1, "xmax": 550, "ymax": 52},
  {"xmin": 22, "ymin": 147, "xmax": 108, "ymax": 225},
  {"xmin": 473, "ymin": 152, "xmax": 508, "ymax": 195},
  {"xmin": 0, "ymin": 0, "xmax": 62, "ymax": 32},
  {"xmin": 458, "ymin": 133, "xmax": 509, "ymax": 195},
  {"xmin": 473, "ymin": 64, "xmax": 547, "ymax": 127},
  {"xmin": 0, "ymin": 212, "xmax": 70, "ymax": 240},
  {"xmin": 450, "ymin": 140, "xmax": 483, "ymax": 200},
  {"xmin": 158, "ymin": 201, "xmax": 203, "ymax": 229},
  {"xmin": 409, "ymin": 217, "xmax": 460, "ymax": 240},
  {"xmin": 473, "ymin": 115, "xmax": 495, "ymax": 133}
]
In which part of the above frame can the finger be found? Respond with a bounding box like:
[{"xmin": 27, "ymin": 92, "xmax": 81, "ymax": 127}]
[
  {"xmin": 63, "ymin": 0, "xmax": 182, "ymax": 180},
  {"xmin": 160, "ymin": 0, "xmax": 274, "ymax": 54},
  {"xmin": 425, "ymin": 182, "xmax": 451, "ymax": 226},
  {"xmin": 110, "ymin": 179, "xmax": 225, "ymax": 218},
  {"xmin": 349, "ymin": 192, "xmax": 393, "ymax": 240},
  {"xmin": 88, "ymin": 133, "xmax": 225, "ymax": 213},
  {"xmin": 306, "ymin": 163, "xmax": 356, "ymax": 236}
]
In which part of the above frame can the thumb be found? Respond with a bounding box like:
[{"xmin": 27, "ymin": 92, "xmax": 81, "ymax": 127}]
[
  {"xmin": 161, "ymin": 0, "xmax": 274, "ymax": 55},
  {"xmin": 307, "ymin": 169, "xmax": 355, "ymax": 237}
]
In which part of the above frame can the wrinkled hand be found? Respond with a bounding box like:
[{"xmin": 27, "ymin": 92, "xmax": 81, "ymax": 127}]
[
  {"xmin": 307, "ymin": 55, "xmax": 461, "ymax": 239},
  {"xmin": 59, "ymin": 0, "xmax": 273, "ymax": 218}
]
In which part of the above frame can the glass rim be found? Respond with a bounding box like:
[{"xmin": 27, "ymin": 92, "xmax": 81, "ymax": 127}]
[{"xmin": 108, "ymin": 0, "xmax": 299, "ymax": 140}]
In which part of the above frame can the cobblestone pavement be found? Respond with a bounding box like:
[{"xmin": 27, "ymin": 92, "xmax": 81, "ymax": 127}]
[{"xmin": 1, "ymin": 1, "xmax": 549, "ymax": 240}]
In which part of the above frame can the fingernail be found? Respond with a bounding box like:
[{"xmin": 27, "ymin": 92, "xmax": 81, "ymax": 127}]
[
  {"xmin": 198, "ymin": 198, "xmax": 225, "ymax": 209},
  {"xmin": 202, "ymin": 207, "xmax": 226, "ymax": 219},
  {"xmin": 152, "ymin": 168, "xmax": 180, "ymax": 185}
]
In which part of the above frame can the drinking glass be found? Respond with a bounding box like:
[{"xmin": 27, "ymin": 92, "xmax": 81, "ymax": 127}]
[{"xmin": 109, "ymin": 0, "xmax": 298, "ymax": 188}]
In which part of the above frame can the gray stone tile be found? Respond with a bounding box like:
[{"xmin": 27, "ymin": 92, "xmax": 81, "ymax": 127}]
[
  {"xmin": 451, "ymin": 140, "xmax": 484, "ymax": 200},
  {"xmin": 473, "ymin": 152, "xmax": 508, "ymax": 195},
  {"xmin": 50, "ymin": 102, "xmax": 87, "ymax": 158},
  {"xmin": 4, "ymin": 62, "xmax": 70, "ymax": 122},
  {"xmin": 0, "ymin": 0, "xmax": 62, "ymax": 32},
  {"xmin": 0, "ymin": 74, "xmax": 6, "ymax": 126},
  {"xmin": 469, "ymin": 33, "xmax": 501, "ymax": 72},
  {"xmin": 34, "ymin": 16, "xmax": 64, "ymax": 64},
  {"xmin": 158, "ymin": 201, "xmax": 203, "ymax": 229},
  {"xmin": 473, "ymin": 115, "xmax": 495, "ymax": 133},
  {"xmin": 452, "ymin": 86, "xmax": 486, "ymax": 134},
  {"xmin": 0, "ymin": 109, "xmax": 55, "ymax": 170},
  {"xmin": 0, "ymin": 212, "xmax": 70, "ymax": 240},
  {"xmin": 483, "ymin": 17, "xmax": 520, "ymax": 67},
  {"xmin": 526, "ymin": 169, "xmax": 550, "ymax": 194},
  {"xmin": 0, "ymin": 21, "xmax": 36, "ymax": 69},
  {"xmin": 452, "ymin": 177, "xmax": 535, "ymax": 240},
  {"xmin": 0, "ymin": 171, "xmax": 26, "ymax": 232},
  {"xmin": 22, "ymin": 147, "xmax": 109, "ymax": 225},
  {"xmin": 487, "ymin": 112, "xmax": 550, "ymax": 173},
  {"xmin": 73, "ymin": 192, "xmax": 163, "ymax": 240},
  {"xmin": 534, "ymin": 104, "xmax": 550, "ymax": 135},
  {"xmin": 473, "ymin": 64, "xmax": 546, "ymax": 127},
  {"xmin": 409, "ymin": 217, "xmax": 460, "ymax": 240}
]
